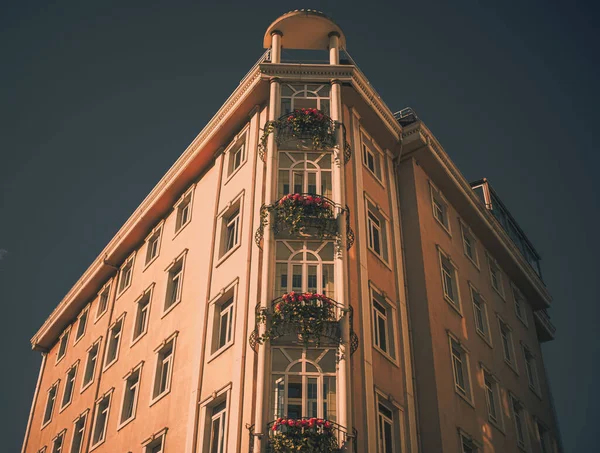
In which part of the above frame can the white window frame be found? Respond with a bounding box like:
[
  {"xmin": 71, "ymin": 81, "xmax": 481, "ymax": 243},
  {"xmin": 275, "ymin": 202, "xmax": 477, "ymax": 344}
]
[
  {"xmin": 95, "ymin": 281, "xmax": 112, "ymax": 323},
  {"xmin": 481, "ymin": 365, "xmax": 504, "ymax": 429},
  {"xmin": 208, "ymin": 280, "xmax": 238, "ymax": 361},
  {"xmin": 37, "ymin": 447, "xmax": 47, "ymax": 453},
  {"xmin": 512, "ymin": 284, "xmax": 529, "ymax": 327},
  {"xmin": 460, "ymin": 220, "xmax": 479, "ymax": 268},
  {"xmin": 498, "ymin": 316, "xmax": 518, "ymax": 372},
  {"xmin": 430, "ymin": 181, "xmax": 451, "ymax": 234},
  {"xmin": 81, "ymin": 338, "xmax": 102, "ymax": 393},
  {"xmin": 144, "ymin": 222, "xmax": 164, "ymax": 269},
  {"xmin": 277, "ymin": 150, "xmax": 334, "ymax": 199},
  {"xmin": 56, "ymin": 326, "xmax": 71, "ymax": 364},
  {"xmin": 199, "ymin": 385, "xmax": 231, "ymax": 453},
  {"xmin": 74, "ymin": 304, "xmax": 90, "ymax": 345},
  {"xmin": 52, "ymin": 429, "xmax": 66, "ymax": 453},
  {"xmin": 225, "ymin": 129, "xmax": 248, "ymax": 182},
  {"xmin": 449, "ymin": 334, "xmax": 473, "ymax": 403},
  {"xmin": 487, "ymin": 253, "xmax": 505, "ymax": 299},
  {"xmin": 374, "ymin": 389, "xmax": 404, "ymax": 453},
  {"xmin": 511, "ymin": 394, "xmax": 530, "ymax": 451},
  {"xmin": 117, "ymin": 253, "xmax": 136, "ymax": 298},
  {"xmin": 370, "ymin": 284, "xmax": 399, "ymax": 364},
  {"xmin": 174, "ymin": 186, "xmax": 194, "ymax": 235},
  {"xmin": 361, "ymin": 133, "xmax": 384, "ymax": 184},
  {"xmin": 163, "ymin": 250, "xmax": 188, "ymax": 315},
  {"xmin": 150, "ymin": 331, "xmax": 178, "ymax": 405},
  {"xmin": 469, "ymin": 283, "xmax": 491, "ymax": 345},
  {"xmin": 522, "ymin": 344, "xmax": 541, "ymax": 395},
  {"xmin": 438, "ymin": 247, "xmax": 461, "ymax": 313},
  {"xmin": 458, "ymin": 430, "xmax": 480, "ymax": 453},
  {"xmin": 90, "ymin": 389, "xmax": 113, "ymax": 450},
  {"xmin": 142, "ymin": 428, "xmax": 168, "ymax": 453},
  {"xmin": 69, "ymin": 409, "xmax": 89, "ymax": 453},
  {"xmin": 132, "ymin": 284, "xmax": 154, "ymax": 345},
  {"xmin": 42, "ymin": 379, "xmax": 60, "ymax": 428},
  {"xmin": 365, "ymin": 196, "xmax": 391, "ymax": 265},
  {"xmin": 280, "ymin": 83, "xmax": 331, "ymax": 116},
  {"xmin": 60, "ymin": 361, "xmax": 79, "ymax": 411},
  {"xmin": 217, "ymin": 193, "xmax": 244, "ymax": 263},
  {"xmin": 118, "ymin": 361, "xmax": 144, "ymax": 429},
  {"xmin": 103, "ymin": 313, "xmax": 126, "ymax": 371}
]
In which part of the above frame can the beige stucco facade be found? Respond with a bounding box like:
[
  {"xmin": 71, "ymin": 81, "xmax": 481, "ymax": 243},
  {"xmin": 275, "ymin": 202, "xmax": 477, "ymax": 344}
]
[{"xmin": 22, "ymin": 10, "xmax": 559, "ymax": 453}]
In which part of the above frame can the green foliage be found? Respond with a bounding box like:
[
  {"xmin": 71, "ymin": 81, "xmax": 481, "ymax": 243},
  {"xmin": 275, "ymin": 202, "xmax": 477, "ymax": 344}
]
[{"xmin": 268, "ymin": 419, "xmax": 340, "ymax": 453}]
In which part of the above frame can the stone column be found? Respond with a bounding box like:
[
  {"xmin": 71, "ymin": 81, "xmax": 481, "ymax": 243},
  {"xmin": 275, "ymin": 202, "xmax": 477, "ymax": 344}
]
[
  {"xmin": 271, "ymin": 31, "xmax": 283, "ymax": 63},
  {"xmin": 329, "ymin": 32, "xmax": 340, "ymax": 65}
]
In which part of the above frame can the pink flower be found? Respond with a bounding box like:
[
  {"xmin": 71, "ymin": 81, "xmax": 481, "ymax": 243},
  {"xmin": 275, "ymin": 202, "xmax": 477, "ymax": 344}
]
[
  {"xmin": 287, "ymin": 419, "xmax": 295, "ymax": 427},
  {"xmin": 272, "ymin": 424, "xmax": 278, "ymax": 431},
  {"xmin": 324, "ymin": 421, "xmax": 332, "ymax": 429},
  {"xmin": 298, "ymin": 295, "xmax": 304, "ymax": 301}
]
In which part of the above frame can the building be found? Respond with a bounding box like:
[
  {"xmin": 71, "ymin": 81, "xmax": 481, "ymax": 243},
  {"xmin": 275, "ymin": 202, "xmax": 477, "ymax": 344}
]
[{"xmin": 21, "ymin": 10, "xmax": 560, "ymax": 453}]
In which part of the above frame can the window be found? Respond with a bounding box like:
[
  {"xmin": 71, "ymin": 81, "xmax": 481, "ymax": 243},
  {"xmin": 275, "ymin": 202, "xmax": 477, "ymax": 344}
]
[
  {"xmin": 460, "ymin": 222, "xmax": 479, "ymax": 266},
  {"xmin": 91, "ymin": 392, "xmax": 112, "ymax": 447},
  {"xmin": 144, "ymin": 432, "xmax": 166, "ymax": 453},
  {"xmin": 362, "ymin": 142, "xmax": 383, "ymax": 182},
  {"xmin": 488, "ymin": 255, "xmax": 505, "ymax": 298},
  {"xmin": 512, "ymin": 285, "xmax": 528, "ymax": 327},
  {"xmin": 277, "ymin": 151, "xmax": 333, "ymax": 199},
  {"xmin": 175, "ymin": 188, "xmax": 193, "ymax": 233},
  {"xmin": 211, "ymin": 294, "xmax": 234, "ymax": 355},
  {"xmin": 82, "ymin": 339, "xmax": 101, "ymax": 390},
  {"xmin": 42, "ymin": 382, "xmax": 59, "ymax": 426},
  {"xmin": 52, "ymin": 431, "xmax": 65, "ymax": 453},
  {"xmin": 537, "ymin": 422, "xmax": 551, "ymax": 453},
  {"xmin": 74, "ymin": 306, "xmax": 89, "ymax": 343},
  {"xmin": 96, "ymin": 284, "xmax": 110, "ymax": 321},
  {"xmin": 61, "ymin": 363, "xmax": 78, "ymax": 409},
  {"xmin": 132, "ymin": 287, "xmax": 152, "ymax": 342},
  {"xmin": 227, "ymin": 139, "xmax": 246, "ymax": 177},
  {"xmin": 165, "ymin": 255, "xmax": 186, "ymax": 312},
  {"xmin": 103, "ymin": 316, "xmax": 124, "ymax": 369},
  {"xmin": 511, "ymin": 396, "xmax": 528, "ymax": 450},
  {"xmin": 470, "ymin": 286, "xmax": 490, "ymax": 342},
  {"xmin": 270, "ymin": 347, "xmax": 337, "ymax": 421},
  {"xmin": 219, "ymin": 200, "xmax": 242, "ymax": 259},
  {"xmin": 145, "ymin": 224, "xmax": 163, "ymax": 266},
  {"xmin": 119, "ymin": 365, "xmax": 141, "ymax": 426},
  {"xmin": 498, "ymin": 319, "xmax": 516, "ymax": 369},
  {"xmin": 523, "ymin": 346, "xmax": 540, "ymax": 393},
  {"xmin": 376, "ymin": 397, "xmax": 401, "ymax": 453},
  {"xmin": 439, "ymin": 250, "xmax": 460, "ymax": 310},
  {"xmin": 56, "ymin": 327, "xmax": 70, "ymax": 363},
  {"xmin": 460, "ymin": 433, "xmax": 478, "ymax": 453},
  {"xmin": 38, "ymin": 448, "xmax": 47, "ymax": 453},
  {"xmin": 450, "ymin": 338, "xmax": 471, "ymax": 400},
  {"xmin": 280, "ymin": 83, "xmax": 330, "ymax": 116},
  {"xmin": 117, "ymin": 254, "xmax": 135, "ymax": 296},
  {"xmin": 152, "ymin": 334, "xmax": 177, "ymax": 401},
  {"xmin": 70, "ymin": 412, "xmax": 87, "ymax": 453},
  {"xmin": 366, "ymin": 200, "xmax": 389, "ymax": 262},
  {"xmin": 208, "ymin": 401, "xmax": 227, "ymax": 453},
  {"xmin": 483, "ymin": 370, "xmax": 502, "ymax": 425},
  {"xmin": 372, "ymin": 288, "xmax": 396, "ymax": 360},
  {"xmin": 430, "ymin": 183, "xmax": 450, "ymax": 232}
]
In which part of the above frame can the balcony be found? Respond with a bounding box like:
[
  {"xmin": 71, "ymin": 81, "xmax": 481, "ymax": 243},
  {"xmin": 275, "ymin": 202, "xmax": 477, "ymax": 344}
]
[
  {"xmin": 255, "ymin": 194, "xmax": 355, "ymax": 250},
  {"xmin": 534, "ymin": 309, "xmax": 556, "ymax": 342},
  {"xmin": 249, "ymin": 293, "xmax": 359, "ymax": 356}
]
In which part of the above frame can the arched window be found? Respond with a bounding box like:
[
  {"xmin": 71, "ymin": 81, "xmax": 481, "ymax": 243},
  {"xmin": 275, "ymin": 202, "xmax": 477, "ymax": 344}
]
[
  {"xmin": 278, "ymin": 151, "xmax": 333, "ymax": 198},
  {"xmin": 275, "ymin": 241, "xmax": 335, "ymax": 298},
  {"xmin": 271, "ymin": 347, "xmax": 337, "ymax": 421},
  {"xmin": 281, "ymin": 84, "xmax": 331, "ymax": 116}
]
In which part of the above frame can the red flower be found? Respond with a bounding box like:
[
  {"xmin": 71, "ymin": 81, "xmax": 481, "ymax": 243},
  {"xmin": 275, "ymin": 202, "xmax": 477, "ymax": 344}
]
[
  {"xmin": 324, "ymin": 421, "xmax": 332, "ymax": 429},
  {"xmin": 298, "ymin": 295, "xmax": 304, "ymax": 301},
  {"xmin": 287, "ymin": 419, "xmax": 295, "ymax": 427},
  {"xmin": 275, "ymin": 302, "xmax": 282, "ymax": 312},
  {"xmin": 317, "ymin": 418, "xmax": 324, "ymax": 426},
  {"xmin": 272, "ymin": 424, "xmax": 278, "ymax": 431}
]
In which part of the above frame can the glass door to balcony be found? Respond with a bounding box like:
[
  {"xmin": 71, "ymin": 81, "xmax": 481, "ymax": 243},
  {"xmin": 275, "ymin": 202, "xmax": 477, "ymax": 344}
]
[{"xmin": 278, "ymin": 151, "xmax": 333, "ymax": 199}]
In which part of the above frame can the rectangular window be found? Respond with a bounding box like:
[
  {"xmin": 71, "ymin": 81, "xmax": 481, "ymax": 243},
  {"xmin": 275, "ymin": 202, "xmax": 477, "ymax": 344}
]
[
  {"xmin": 488, "ymin": 256, "xmax": 505, "ymax": 298},
  {"xmin": 372, "ymin": 289, "xmax": 396, "ymax": 360},
  {"xmin": 208, "ymin": 401, "xmax": 227, "ymax": 453},
  {"xmin": 362, "ymin": 142, "xmax": 383, "ymax": 181},
  {"xmin": 219, "ymin": 200, "xmax": 242, "ymax": 260},
  {"xmin": 117, "ymin": 254, "xmax": 135, "ymax": 296},
  {"xmin": 523, "ymin": 346, "xmax": 540, "ymax": 393},
  {"xmin": 511, "ymin": 396, "xmax": 528, "ymax": 450},
  {"xmin": 43, "ymin": 382, "xmax": 59, "ymax": 426},
  {"xmin": 165, "ymin": 256, "xmax": 185, "ymax": 311},
  {"xmin": 499, "ymin": 319, "xmax": 516, "ymax": 368},
  {"xmin": 450, "ymin": 338, "xmax": 471, "ymax": 399},
  {"xmin": 470, "ymin": 287, "xmax": 490, "ymax": 341},
  {"xmin": 217, "ymin": 299, "xmax": 234, "ymax": 351},
  {"xmin": 483, "ymin": 370, "xmax": 501, "ymax": 425},
  {"xmin": 61, "ymin": 363, "xmax": 78, "ymax": 409},
  {"xmin": 430, "ymin": 183, "xmax": 450, "ymax": 232},
  {"xmin": 153, "ymin": 337, "xmax": 176, "ymax": 400},
  {"xmin": 439, "ymin": 251, "xmax": 460, "ymax": 310},
  {"xmin": 366, "ymin": 200, "xmax": 389, "ymax": 262},
  {"xmin": 133, "ymin": 288, "xmax": 152, "ymax": 342},
  {"xmin": 461, "ymin": 222, "xmax": 479, "ymax": 266},
  {"xmin": 460, "ymin": 433, "xmax": 478, "ymax": 453},
  {"xmin": 74, "ymin": 306, "xmax": 89, "ymax": 343},
  {"xmin": 224, "ymin": 209, "xmax": 240, "ymax": 254},
  {"xmin": 91, "ymin": 393, "xmax": 111, "ymax": 447},
  {"xmin": 145, "ymin": 225, "xmax": 163, "ymax": 266},
  {"xmin": 56, "ymin": 328, "xmax": 70, "ymax": 363},
  {"xmin": 52, "ymin": 432, "xmax": 65, "ymax": 453},
  {"xmin": 70, "ymin": 412, "xmax": 87, "ymax": 453},
  {"xmin": 376, "ymin": 400, "xmax": 399, "ymax": 453},
  {"xmin": 175, "ymin": 189, "xmax": 193, "ymax": 233},
  {"xmin": 96, "ymin": 284, "xmax": 110, "ymax": 320},
  {"xmin": 82, "ymin": 339, "xmax": 100, "ymax": 390},
  {"xmin": 512, "ymin": 285, "xmax": 528, "ymax": 326},
  {"xmin": 120, "ymin": 366, "xmax": 141, "ymax": 426},
  {"xmin": 145, "ymin": 433, "xmax": 166, "ymax": 453},
  {"xmin": 104, "ymin": 316, "xmax": 124, "ymax": 369},
  {"xmin": 228, "ymin": 142, "xmax": 245, "ymax": 177}
]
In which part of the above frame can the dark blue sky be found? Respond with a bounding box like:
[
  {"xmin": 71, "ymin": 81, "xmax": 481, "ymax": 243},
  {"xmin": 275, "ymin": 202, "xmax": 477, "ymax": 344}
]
[{"xmin": 1, "ymin": 1, "xmax": 598, "ymax": 451}]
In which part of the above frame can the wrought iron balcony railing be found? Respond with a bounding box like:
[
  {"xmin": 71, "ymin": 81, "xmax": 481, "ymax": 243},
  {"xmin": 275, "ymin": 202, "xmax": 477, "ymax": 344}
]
[{"xmin": 255, "ymin": 194, "xmax": 355, "ymax": 250}]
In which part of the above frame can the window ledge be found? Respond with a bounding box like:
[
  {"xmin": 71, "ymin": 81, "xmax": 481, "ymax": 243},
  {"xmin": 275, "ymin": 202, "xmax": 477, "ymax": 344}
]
[
  {"xmin": 149, "ymin": 389, "xmax": 171, "ymax": 408},
  {"xmin": 207, "ymin": 341, "xmax": 235, "ymax": 364},
  {"xmin": 89, "ymin": 439, "xmax": 106, "ymax": 452},
  {"xmin": 367, "ymin": 246, "xmax": 393, "ymax": 271},
  {"xmin": 434, "ymin": 217, "xmax": 452, "ymax": 237},
  {"xmin": 58, "ymin": 401, "xmax": 72, "ymax": 414},
  {"xmin": 80, "ymin": 380, "xmax": 94, "ymax": 395},
  {"xmin": 94, "ymin": 310, "xmax": 108, "ymax": 325},
  {"xmin": 491, "ymin": 286, "xmax": 506, "ymax": 301},
  {"xmin": 373, "ymin": 345, "xmax": 400, "ymax": 367},
  {"xmin": 529, "ymin": 385, "xmax": 543, "ymax": 400},
  {"xmin": 444, "ymin": 297, "xmax": 463, "ymax": 317},
  {"xmin": 102, "ymin": 358, "xmax": 119, "ymax": 374},
  {"xmin": 504, "ymin": 359, "xmax": 519, "ymax": 376},
  {"xmin": 224, "ymin": 159, "xmax": 247, "ymax": 185},
  {"xmin": 117, "ymin": 416, "xmax": 136, "ymax": 432},
  {"xmin": 216, "ymin": 242, "xmax": 242, "ymax": 268},
  {"xmin": 143, "ymin": 255, "xmax": 159, "ymax": 272},
  {"xmin": 476, "ymin": 330, "xmax": 493, "ymax": 349},
  {"xmin": 40, "ymin": 419, "xmax": 52, "ymax": 430},
  {"xmin": 465, "ymin": 254, "xmax": 480, "ymax": 271},
  {"xmin": 161, "ymin": 299, "xmax": 182, "ymax": 319},
  {"xmin": 363, "ymin": 164, "xmax": 386, "ymax": 188},
  {"xmin": 454, "ymin": 389, "xmax": 475, "ymax": 408},
  {"xmin": 488, "ymin": 418, "xmax": 505, "ymax": 435},
  {"xmin": 173, "ymin": 219, "xmax": 191, "ymax": 240},
  {"xmin": 73, "ymin": 335, "xmax": 85, "ymax": 347},
  {"xmin": 130, "ymin": 331, "xmax": 148, "ymax": 348}
]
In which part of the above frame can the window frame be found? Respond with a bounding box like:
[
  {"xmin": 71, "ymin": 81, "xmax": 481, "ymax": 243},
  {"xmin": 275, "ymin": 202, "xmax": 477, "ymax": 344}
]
[
  {"xmin": 374, "ymin": 389, "xmax": 404, "ymax": 453},
  {"xmin": 498, "ymin": 317, "xmax": 518, "ymax": 372},
  {"xmin": 510, "ymin": 394, "xmax": 530, "ymax": 451},
  {"xmin": 74, "ymin": 304, "xmax": 90, "ymax": 345},
  {"xmin": 80, "ymin": 337, "xmax": 102, "ymax": 394},
  {"xmin": 144, "ymin": 222, "xmax": 164, "ymax": 270},
  {"xmin": 150, "ymin": 331, "xmax": 178, "ymax": 405},
  {"xmin": 42, "ymin": 379, "xmax": 60, "ymax": 428},
  {"xmin": 103, "ymin": 313, "xmax": 126, "ymax": 371},
  {"xmin": 132, "ymin": 284, "xmax": 154, "ymax": 345},
  {"xmin": 469, "ymin": 283, "xmax": 492, "ymax": 345},
  {"xmin": 448, "ymin": 334, "xmax": 473, "ymax": 403},
  {"xmin": 163, "ymin": 250, "xmax": 188, "ymax": 315},
  {"xmin": 174, "ymin": 186, "xmax": 194, "ymax": 236},
  {"xmin": 199, "ymin": 385, "xmax": 231, "ymax": 453},
  {"xmin": 487, "ymin": 253, "xmax": 506, "ymax": 299},
  {"xmin": 142, "ymin": 428, "xmax": 168, "ymax": 453},
  {"xmin": 522, "ymin": 344, "xmax": 541, "ymax": 395},
  {"xmin": 370, "ymin": 284, "xmax": 399, "ymax": 364},
  {"xmin": 217, "ymin": 193, "xmax": 244, "ymax": 264},
  {"xmin": 438, "ymin": 247, "xmax": 462, "ymax": 313},
  {"xmin": 365, "ymin": 196, "xmax": 391, "ymax": 265},
  {"xmin": 117, "ymin": 361, "xmax": 144, "ymax": 430},
  {"xmin": 429, "ymin": 181, "xmax": 451, "ymax": 234},
  {"xmin": 51, "ymin": 429, "xmax": 66, "ymax": 453},
  {"xmin": 224, "ymin": 128, "xmax": 249, "ymax": 182},
  {"xmin": 460, "ymin": 220, "xmax": 479, "ymax": 268},
  {"xmin": 95, "ymin": 281, "xmax": 112, "ymax": 323},
  {"xmin": 481, "ymin": 365, "xmax": 504, "ymax": 430},
  {"xmin": 69, "ymin": 409, "xmax": 89, "ymax": 453},
  {"xmin": 458, "ymin": 430, "xmax": 480, "ymax": 453},
  {"xmin": 116, "ymin": 253, "xmax": 136, "ymax": 298},
  {"xmin": 512, "ymin": 284, "xmax": 529, "ymax": 327},
  {"xmin": 361, "ymin": 137, "xmax": 384, "ymax": 185},
  {"xmin": 60, "ymin": 360, "xmax": 79, "ymax": 411},
  {"xmin": 208, "ymin": 280, "xmax": 238, "ymax": 361},
  {"xmin": 56, "ymin": 326, "xmax": 71, "ymax": 364},
  {"xmin": 90, "ymin": 389, "xmax": 113, "ymax": 450},
  {"xmin": 536, "ymin": 419, "xmax": 552, "ymax": 453}
]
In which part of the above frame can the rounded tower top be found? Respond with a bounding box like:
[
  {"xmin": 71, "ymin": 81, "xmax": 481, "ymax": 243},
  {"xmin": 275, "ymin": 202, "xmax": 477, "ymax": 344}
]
[{"xmin": 263, "ymin": 9, "xmax": 346, "ymax": 50}]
